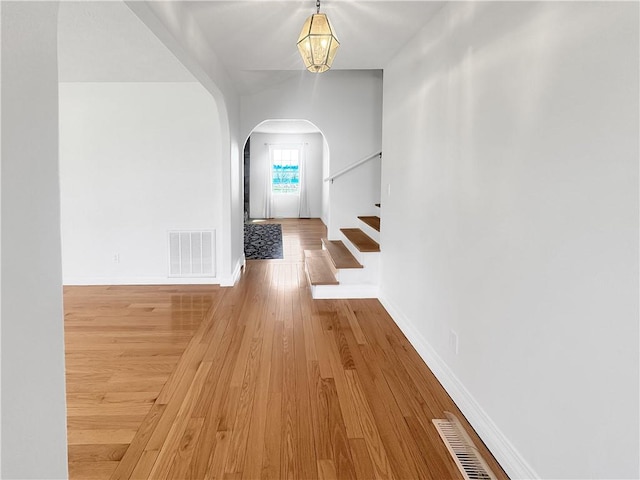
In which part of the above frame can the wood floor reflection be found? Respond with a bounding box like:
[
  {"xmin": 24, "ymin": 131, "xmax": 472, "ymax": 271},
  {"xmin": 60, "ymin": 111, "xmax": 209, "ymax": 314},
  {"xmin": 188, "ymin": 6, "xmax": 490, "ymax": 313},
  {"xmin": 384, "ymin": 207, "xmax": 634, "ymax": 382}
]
[{"xmin": 64, "ymin": 218, "xmax": 508, "ymax": 479}]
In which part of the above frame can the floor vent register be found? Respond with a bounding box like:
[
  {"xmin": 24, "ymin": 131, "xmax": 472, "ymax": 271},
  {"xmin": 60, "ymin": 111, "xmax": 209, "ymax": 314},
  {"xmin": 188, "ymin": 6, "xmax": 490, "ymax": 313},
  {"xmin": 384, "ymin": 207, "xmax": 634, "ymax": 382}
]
[{"xmin": 432, "ymin": 412, "xmax": 497, "ymax": 480}]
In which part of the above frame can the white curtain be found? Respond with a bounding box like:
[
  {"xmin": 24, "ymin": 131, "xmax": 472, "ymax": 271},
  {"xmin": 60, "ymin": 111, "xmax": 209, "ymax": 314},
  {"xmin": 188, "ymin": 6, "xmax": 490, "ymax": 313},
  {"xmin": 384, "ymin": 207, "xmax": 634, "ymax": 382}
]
[
  {"xmin": 263, "ymin": 144, "xmax": 273, "ymax": 218},
  {"xmin": 298, "ymin": 143, "xmax": 310, "ymax": 218}
]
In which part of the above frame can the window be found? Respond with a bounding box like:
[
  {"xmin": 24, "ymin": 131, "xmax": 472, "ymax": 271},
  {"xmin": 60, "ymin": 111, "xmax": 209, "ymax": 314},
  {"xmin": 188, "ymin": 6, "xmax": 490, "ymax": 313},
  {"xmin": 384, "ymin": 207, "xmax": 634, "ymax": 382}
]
[{"xmin": 271, "ymin": 147, "xmax": 300, "ymax": 194}]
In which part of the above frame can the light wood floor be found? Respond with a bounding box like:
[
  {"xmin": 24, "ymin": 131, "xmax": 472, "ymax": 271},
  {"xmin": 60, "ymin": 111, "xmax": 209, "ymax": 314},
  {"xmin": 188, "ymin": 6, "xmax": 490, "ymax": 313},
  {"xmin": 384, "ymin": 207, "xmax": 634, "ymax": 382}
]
[{"xmin": 64, "ymin": 218, "xmax": 508, "ymax": 480}]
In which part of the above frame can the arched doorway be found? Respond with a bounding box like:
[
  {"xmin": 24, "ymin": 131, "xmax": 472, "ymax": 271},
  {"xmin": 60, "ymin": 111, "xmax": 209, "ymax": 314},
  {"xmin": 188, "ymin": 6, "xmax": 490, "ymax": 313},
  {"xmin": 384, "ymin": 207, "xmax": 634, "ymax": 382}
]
[{"xmin": 242, "ymin": 119, "xmax": 329, "ymax": 223}]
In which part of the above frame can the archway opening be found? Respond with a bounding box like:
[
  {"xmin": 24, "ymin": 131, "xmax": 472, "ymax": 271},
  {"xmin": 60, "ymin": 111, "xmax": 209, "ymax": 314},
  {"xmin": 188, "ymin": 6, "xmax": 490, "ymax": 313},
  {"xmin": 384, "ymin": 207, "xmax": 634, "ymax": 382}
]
[{"xmin": 242, "ymin": 119, "xmax": 329, "ymax": 223}]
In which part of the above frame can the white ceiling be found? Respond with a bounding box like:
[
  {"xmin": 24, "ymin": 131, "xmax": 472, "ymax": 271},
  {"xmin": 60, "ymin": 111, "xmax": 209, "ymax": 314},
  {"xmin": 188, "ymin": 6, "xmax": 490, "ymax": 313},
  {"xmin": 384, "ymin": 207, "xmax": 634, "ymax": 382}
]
[
  {"xmin": 58, "ymin": 1, "xmax": 196, "ymax": 82},
  {"xmin": 182, "ymin": 1, "xmax": 444, "ymax": 71},
  {"xmin": 57, "ymin": 1, "xmax": 445, "ymax": 93}
]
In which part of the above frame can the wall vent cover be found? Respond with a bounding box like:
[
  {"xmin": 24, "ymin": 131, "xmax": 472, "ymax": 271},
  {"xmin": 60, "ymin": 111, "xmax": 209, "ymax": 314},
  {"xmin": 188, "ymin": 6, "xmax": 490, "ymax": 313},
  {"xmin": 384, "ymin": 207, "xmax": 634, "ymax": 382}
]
[
  {"xmin": 433, "ymin": 412, "xmax": 497, "ymax": 480},
  {"xmin": 169, "ymin": 230, "xmax": 215, "ymax": 277}
]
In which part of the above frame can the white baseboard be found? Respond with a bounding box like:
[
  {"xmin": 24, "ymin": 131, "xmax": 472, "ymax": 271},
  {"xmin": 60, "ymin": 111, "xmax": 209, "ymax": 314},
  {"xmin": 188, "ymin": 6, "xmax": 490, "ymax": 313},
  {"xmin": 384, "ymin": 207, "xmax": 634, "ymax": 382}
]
[
  {"xmin": 378, "ymin": 294, "xmax": 539, "ymax": 480},
  {"xmin": 64, "ymin": 257, "xmax": 246, "ymax": 288},
  {"xmin": 220, "ymin": 256, "xmax": 244, "ymax": 287},
  {"xmin": 63, "ymin": 276, "xmax": 218, "ymax": 286}
]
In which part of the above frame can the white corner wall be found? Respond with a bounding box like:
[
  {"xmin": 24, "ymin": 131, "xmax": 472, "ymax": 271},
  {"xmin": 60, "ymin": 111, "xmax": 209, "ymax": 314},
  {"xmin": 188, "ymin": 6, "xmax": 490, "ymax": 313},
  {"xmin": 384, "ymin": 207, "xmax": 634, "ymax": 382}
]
[
  {"xmin": 1, "ymin": 2, "xmax": 68, "ymax": 478},
  {"xmin": 126, "ymin": 1, "xmax": 243, "ymax": 286},
  {"xmin": 321, "ymin": 137, "xmax": 330, "ymax": 226},
  {"xmin": 249, "ymin": 132, "xmax": 324, "ymax": 219},
  {"xmin": 380, "ymin": 2, "xmax": 639, "ymax": 479},
  {"xmin": 240, "ymin": 70, "xmax": 383, "ymax": 237},
  {"xmin": 59, "ymin": 82, "xmax": 223, "ymax": 285}
]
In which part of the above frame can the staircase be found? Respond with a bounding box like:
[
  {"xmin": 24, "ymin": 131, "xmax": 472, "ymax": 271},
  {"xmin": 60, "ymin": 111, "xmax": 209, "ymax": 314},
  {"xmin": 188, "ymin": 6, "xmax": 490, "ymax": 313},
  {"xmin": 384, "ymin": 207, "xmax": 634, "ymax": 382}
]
[{"xmin": 304, "ymin": 214, "xmax": 380, "ymax": 299}]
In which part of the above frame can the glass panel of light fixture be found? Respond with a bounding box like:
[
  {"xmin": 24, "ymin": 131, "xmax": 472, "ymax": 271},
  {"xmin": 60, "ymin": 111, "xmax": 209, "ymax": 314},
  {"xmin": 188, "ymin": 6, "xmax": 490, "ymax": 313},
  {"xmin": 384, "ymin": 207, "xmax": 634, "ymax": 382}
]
[
  {"xmin": 310, "ymin": 14, "xmax": 329, "ymax": 35},
  {"xmin": 297, "ymin": 42, "xmax": 313, "ymax": 67},
  {"xmin": 310, "ymin": 36, "xmax": 329, "ymax": 64},
  {"xmin": 297, "ymin": 16, "xmax": 312, "ymax": 43},
  {"xmin": 327, "ymin": 38, "xmax": 339, "ymax": 65}
]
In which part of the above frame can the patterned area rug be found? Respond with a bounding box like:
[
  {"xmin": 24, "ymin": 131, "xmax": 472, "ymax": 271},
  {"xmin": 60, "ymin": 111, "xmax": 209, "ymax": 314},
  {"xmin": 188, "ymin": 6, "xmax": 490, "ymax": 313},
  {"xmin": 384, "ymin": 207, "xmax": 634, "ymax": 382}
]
[{"xmin": 244, "ymin": 223, "xmax": 283, "ymax": 260}]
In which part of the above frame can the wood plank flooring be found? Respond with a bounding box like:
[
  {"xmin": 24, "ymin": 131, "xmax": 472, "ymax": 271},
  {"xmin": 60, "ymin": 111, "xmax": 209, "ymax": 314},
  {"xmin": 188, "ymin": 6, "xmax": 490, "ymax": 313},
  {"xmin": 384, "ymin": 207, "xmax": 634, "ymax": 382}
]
[
  {"xmin": 64, "ymin": 218, "xmax": 508, "ymax": 480},
  {"xmin": 64, "ymin": 285, "xmax": 220, "ymax": 479}
]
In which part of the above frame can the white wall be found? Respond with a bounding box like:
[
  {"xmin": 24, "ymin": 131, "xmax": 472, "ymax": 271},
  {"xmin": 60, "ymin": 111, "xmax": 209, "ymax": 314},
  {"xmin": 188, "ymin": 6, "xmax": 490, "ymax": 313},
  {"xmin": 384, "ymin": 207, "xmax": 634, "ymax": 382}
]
[
  {"xmin": 1, "ymin": 3, "xmax": 68, "ymax": 478},
  {"xmin": 59, "ymin": 82, "xmax": 222, "ymax": 284},
  {"xmin": 331, "ymin": 153, "xmax": 381, "ymax": 228},
  {"xmin": 249, "ymin": 132, "xmax": 323, "ymax": 219},
  {"xmin": 321, "ymin": 137, "xmax": 330, "ymax": 226},
  {"xmin": 127, "ymin": 1, "xmax": 244, "ymax": 285},
  {"xmin": 241, "ymin": 70, "xmax": 383, "ymax": 237},
  {"xmin": 0, "ymin": 0, "xmax": 3, "ymax": 469},
  {"xmin": 380, "ymin": 2, "xmax": 639, "ymax": 479}
]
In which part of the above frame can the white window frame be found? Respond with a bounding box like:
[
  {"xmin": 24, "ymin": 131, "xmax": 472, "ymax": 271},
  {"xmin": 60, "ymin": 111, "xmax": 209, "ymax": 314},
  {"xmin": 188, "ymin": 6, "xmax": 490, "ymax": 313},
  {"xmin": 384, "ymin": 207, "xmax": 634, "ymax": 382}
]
[{"xmin": 270, "ymin": 144, "xmax": 303, "ymax": 195}]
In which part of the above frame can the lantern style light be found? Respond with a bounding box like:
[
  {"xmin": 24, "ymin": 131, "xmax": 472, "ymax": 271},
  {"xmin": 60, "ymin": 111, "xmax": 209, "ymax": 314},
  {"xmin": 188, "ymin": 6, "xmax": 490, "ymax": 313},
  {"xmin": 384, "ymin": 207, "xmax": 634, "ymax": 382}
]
[{"xmin": 297, "ymin": 0, "xmax": 340, "ymax": 73}]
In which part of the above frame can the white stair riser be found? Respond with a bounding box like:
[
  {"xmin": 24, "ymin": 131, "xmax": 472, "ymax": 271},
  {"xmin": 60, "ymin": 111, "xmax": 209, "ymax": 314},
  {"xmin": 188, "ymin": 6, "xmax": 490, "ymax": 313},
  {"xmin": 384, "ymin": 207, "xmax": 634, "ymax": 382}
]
[
  {"xmin": 335, "ymin": 268, "xmax": 375, "ymax": 285},
  {"xmin": 335, "ymin": 258, "xmax": 379, "ymax": 285},
  {"xmin": 338, "ymin": 231, "xmax": 380, "ymax": 266}
]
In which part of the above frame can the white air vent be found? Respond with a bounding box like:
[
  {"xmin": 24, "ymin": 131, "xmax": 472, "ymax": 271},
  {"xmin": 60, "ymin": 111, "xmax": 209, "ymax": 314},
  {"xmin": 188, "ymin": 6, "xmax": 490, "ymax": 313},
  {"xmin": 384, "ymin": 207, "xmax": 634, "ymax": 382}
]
[
  {"xmin": 433, "ymin": 412, "xmax": 497, "ymax": 480},
  {"xmin": 169, "ymin": 230, "xmax": 215, "ymax": 277}
]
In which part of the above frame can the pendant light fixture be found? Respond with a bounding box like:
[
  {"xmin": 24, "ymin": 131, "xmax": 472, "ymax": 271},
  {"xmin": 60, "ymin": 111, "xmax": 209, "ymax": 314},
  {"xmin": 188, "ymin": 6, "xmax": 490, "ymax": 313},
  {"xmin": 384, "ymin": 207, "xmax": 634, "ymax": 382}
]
[{"xmin": 297, "ymin": 0, "xmax": 340, "ymax": 73}]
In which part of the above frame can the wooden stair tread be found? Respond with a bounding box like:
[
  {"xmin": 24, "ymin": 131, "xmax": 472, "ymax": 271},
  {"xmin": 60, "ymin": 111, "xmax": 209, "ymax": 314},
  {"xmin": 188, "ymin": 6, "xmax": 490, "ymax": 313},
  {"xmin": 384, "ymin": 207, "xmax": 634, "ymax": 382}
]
[
  {"xmin": 304, "ymin": 250, "xmax": 339, "ymax": 285},
  {"xmin": 340, "ymin": 228, "xmax": 380, "ymax": 253},
  {"xmin": 321, "ymin": 238, "xmax": 363, "ymax": 269},
  {"xmin": 357, "ymin": 216, "xmax": 380, "ymax": 232}
]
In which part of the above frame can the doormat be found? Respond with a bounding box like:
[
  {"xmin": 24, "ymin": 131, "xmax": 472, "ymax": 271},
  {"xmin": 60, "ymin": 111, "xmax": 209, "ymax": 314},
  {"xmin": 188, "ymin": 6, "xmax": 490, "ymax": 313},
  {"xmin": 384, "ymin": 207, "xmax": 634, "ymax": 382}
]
[{"xmin": 244, "ymin": 223, "xmax": 283, "ymax": 260}]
